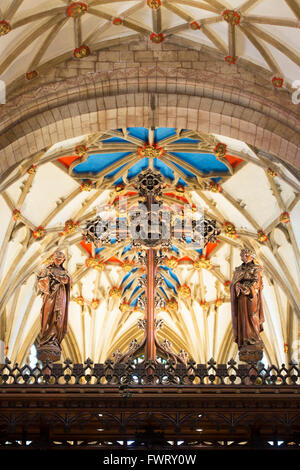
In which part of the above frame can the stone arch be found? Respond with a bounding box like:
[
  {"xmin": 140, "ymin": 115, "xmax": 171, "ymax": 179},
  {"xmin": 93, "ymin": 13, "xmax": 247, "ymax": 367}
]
[{"xmin": 0, "ymin": 39, "xmax": 299, "ymax": 176}]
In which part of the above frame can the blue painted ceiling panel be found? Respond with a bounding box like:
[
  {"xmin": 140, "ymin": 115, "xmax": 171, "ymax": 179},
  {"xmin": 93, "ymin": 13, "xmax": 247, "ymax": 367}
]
[
  {"xmin": 171, "ymin": 162, "xmax": 196, "ymax": 179},
  {"xmin": 73, "ymin": 152, "xmax": 132, "ymax": 175},
  {"xmin": 172, "ymin": 138, "xmax": 200, "ymax": 144},
  {"xmin": 105, "ymin": 162, "xmax": 128, "ymax": 179},
  {"xmin": 155, "ymin": 128, "xmax": 177, "ymax": 142},
  {"xmin": 102, "ymin": 137, "xmax": 129, "ymax": 143},
  {"xmin": 154, "ymin": 158, "xmax": 174, "ymax": 180},
  {"xmin": 128, "ymin": 127, "xmax": 149, "ymax": 141},
  {"xmin": 71, "ymin": 128, "xmax": 232, "ymax": 182},
  {"xmin": 171, "ymin": 152, "xmax": 228, "ymax": 174},
  {"xmin": 127, "ymin": 158, "xmax": 148, "ymax": 179}
]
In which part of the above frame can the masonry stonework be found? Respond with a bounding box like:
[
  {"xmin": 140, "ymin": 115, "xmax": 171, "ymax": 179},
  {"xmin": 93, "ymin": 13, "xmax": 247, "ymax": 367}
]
[{"xmin": 0, "ymin": 37, "xmax": 299, "ymax": 175}]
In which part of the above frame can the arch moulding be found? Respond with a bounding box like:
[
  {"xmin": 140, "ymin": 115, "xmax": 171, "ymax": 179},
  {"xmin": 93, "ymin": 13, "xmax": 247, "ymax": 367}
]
[{"xmin": 0, "ymin": 40, "xmax": 299, "ymax": 174}]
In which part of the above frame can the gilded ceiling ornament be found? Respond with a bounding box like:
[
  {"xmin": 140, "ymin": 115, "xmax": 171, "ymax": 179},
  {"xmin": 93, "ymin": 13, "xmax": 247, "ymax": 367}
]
[
  {"xmin": 109, "ymin": 286, "xmax": 122, "ymax": 298},
  {"xmin": 215, "ymin": 298, "xmax": 223, "ymax": 308},
  {"xmin": 25, "ymin": 71, "xmax": 39, "ymax": 81},
  {"xmin": 223, "ymin": 280, "xmax": 231, "ymax": 294},
  {"xmin": 66, "ymin": 2, "xmax": 88, "ymax": 17},
  {"xmin": 12, "ymin": 209, "xmax": 21, "ymax": 221},
  {"xmin": 73, "ymin": 45, "xmax": 90, "ymax": 58},
  {"xmin": 80, "ymin": 180, "xmax": 93, "ymax": 191},
  {"xmin": 138, "ymin": 144, "xmax": 165, "ymax": 159},
  {"xmin": 63, "ymin": 219, "xmax": 79, "ymax": 235},
  {"xmin": 178, "ymin": 284, "xmax": 191, "ymax": 298},
  {"xmin": 0, "ymin": 20, "xmax": 11, "ymax": 36},
  {"xmin": 190, "ymin": 21, "xmax": 201, "ymax": 30},
  {"xmin": 164, "ymin": 256, "xmax": 179, "ymax": 269},
  {"xmin": 122, "ymin": 260, "xmax": 135, "ymax": 272},
  {"xmin": 222, "ymin": 10, "xmax": 241, "ymax": 25},
  {"xmin": 75, "ymin": 144, "xmax": 88, "ymax": 156},
  {"xmin": 113, "ymin": 18, "xmax": 123, "ymax": 25},
  {"xmin": 223, "ymin": 221, "xmax": 238, "ymax": 239},
  {"xmin": 166, "ymin": 298, "xmax": 178, "ymax": 314},
  {"xmin": 33, "ymin": 226, "xmax": 45, "ymax": 240},
  {"xmin": 200, "ymin": 300, "xmax": 209, "ymax": 311},
  {"xmin": 214, "ymin": 142, "xmax": 227, "ymax": 158},
  {"xmin": 280, "ymin": 211, "xmax": 290, "ymax": 224},
  {"xmin": 175, "ymin": 184, "xmax": 185, "ymax": 194},
  {"xmin": 114, "ymin": 183, "xmax": 126, "ymax": 194},
  {"xmin": 27, "ymin": 165, "xmax": 37, "ymax": 175},
  {"xmin": 85, "ymin": 257, "xmax": 106, "ymax": 271},
  {"xmin": 150, "ymin": 32, "xmax": 165, "ymax": 43},
  {"xmin": 225, "ymin": 56, "xmax": 236, "ymax": 64},
  {"xmin": 119, "ymin": 300, "xmax": 132, "ymax": 313},
  {"xmin": 74, "ymin": 296, "xmax": 85, "ymax": 306},
  {"xmin": 147, "ymin": 0, "xmax": 161, "ymax": 9},
  {"xmin": 266, "ymin": 167, "xmax": 277, "ymax": 177},
  {"xmin": 272, "ymin": 77, "xmax": 284, "ymax": 88},
  {"xmin": 91, "ymin": 298, "xmax": 100, "ymax": 309},
  {"xmin": 208, "ymin": 181, "xmax": 222, "ymax": 193},
  {"xmin": 257, "ymin": 230, "xmax": 268, "ymax": 243},
  {"xmin": 193, "ymin": 256, "xmax": 213, "ymax": 271}
]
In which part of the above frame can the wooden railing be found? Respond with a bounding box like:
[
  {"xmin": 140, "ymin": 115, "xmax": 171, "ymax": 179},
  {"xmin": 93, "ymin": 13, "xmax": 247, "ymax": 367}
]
[{"xmin": 1, "ymin": 357, "xmax": 299, "ymax": 386}]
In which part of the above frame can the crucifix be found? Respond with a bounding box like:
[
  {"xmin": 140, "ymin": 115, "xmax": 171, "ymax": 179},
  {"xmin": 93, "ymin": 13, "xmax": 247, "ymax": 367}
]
[
  {"xmin": 145, "ymin": 248, "xmax": 156, "ymax": 361},
  {"xmin": 83, "ymin": 167, "xmax": 220, "ymax": 365}
]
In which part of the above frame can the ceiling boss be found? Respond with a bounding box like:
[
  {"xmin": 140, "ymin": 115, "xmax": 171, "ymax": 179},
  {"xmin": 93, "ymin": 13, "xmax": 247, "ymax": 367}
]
[
  {"xmin": 66, "ymin": 2, "xmax": 88, "ymax": 18},
  {"xmin": 147, "ymin": 0, "xmax": 161, "ymax": 10}
]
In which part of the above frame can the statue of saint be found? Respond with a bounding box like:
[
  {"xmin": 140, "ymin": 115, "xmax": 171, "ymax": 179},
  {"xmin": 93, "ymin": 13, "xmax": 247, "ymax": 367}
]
[
  {"xmin": 36, "ymin": 251, "xmax": 71, "ymax": 362},
  {"xmin": 230, "ymin": 248, "xmax": 264, "ymax": 362}
]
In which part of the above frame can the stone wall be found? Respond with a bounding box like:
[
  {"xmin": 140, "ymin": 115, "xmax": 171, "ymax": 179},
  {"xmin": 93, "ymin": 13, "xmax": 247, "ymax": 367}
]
[{"xmin": 0, "ymin": 37, "xmax": 299, "ymax": 174}]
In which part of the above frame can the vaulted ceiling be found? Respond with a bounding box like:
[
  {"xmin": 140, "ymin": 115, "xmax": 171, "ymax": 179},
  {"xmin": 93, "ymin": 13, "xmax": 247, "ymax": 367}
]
[
  {"xmin": 0, "ymin": 127, "xmax": 299, "ymax": 367},
  {"xmin": 0, "ymin": 0, "xmax": 299, "ymax": 88}
]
